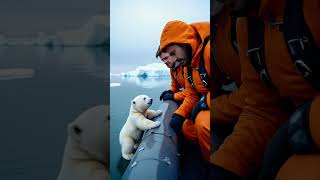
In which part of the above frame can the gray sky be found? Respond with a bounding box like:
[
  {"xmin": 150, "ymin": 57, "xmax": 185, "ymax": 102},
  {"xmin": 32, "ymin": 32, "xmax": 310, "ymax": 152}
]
[
  {"xmin": 110, "ymin": 0, "xmax": 210, "ymax": 74},
  {"xmin": 0, "ymin": 0, "xmax": 108, "ymax": 37}
]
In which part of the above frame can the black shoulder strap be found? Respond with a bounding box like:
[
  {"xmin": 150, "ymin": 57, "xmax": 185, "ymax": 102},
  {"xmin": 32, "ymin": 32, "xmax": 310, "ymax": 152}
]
[
  {"xmin": 187, "ymin": 67, "xmax": 195, "ymax": 89},
  {"xmin": 230, "ymin": 14, "xmax": 239, "ymax": 55},
  {"xmin": 181, "ymin": 66, "xmax": 184, "ymax": 78},
  {"xmin": 186, "ymin": 36, "xmax": 211, "ymax": 90},
  {"xmin": 199, "ymin": 36, "xmax": 211, "ymax": 88},
  {"xmin": 247, "ymin": 17, "xmax": 274, "ymax": 88},
  {"xmin": 283, "ymin": 0, "xmax": 320, "ymax": 90},
  {"xmin": 247, "ymin": 17, "xmax": 299, "ymax": 113}
]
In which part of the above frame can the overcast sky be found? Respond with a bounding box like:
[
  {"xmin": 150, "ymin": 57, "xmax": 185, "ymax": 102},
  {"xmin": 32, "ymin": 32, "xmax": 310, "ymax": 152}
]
[
  {"xmin": 0, "ymin": 0, "xmax": 108, "ymax": 37},
  {"xmin": 110, "ymin": 0, "xmax": 210, "ymax": 74}
]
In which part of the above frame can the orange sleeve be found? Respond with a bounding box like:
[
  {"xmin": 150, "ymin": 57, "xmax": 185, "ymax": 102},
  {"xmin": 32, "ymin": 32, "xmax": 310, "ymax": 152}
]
[
  {"xmin": 304, "ymin": 0, "xmax": 320, "ymax": 47},
  {"xmin": 211, "ymin": 84, "xmax": 247, "ymax": 124},
  {"xmin": 204, "ymin": 40, "xmax": 211, "ymax": 108},
  {"xmin": 174, "ymin": 90, "xmax": 186, "ymax": 101},
  {"xmin": 174, "ymin": 68, "xmax": 200, "ymax": 118},
  {"xmin": 212, "ymin": 17, "xmax": 289, "ymax": 176},
  {"xmin": 309, "ymin": 96, "xmax": 320, "ymax": 149},
  {"xmin": 169, "ymin": 69, "xmax": 180, "ymax": 93},
  {"xmin": 206, "ymin": 91, "xmax": 211, "ymax": 108}
]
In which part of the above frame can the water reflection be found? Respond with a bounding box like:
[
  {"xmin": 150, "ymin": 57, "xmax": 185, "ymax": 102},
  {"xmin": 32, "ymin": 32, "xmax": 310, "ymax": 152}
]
[
  {"xmin": 0, "ymin": 46, "xmax": 108, "ymax": 180},
  {"xmin": 0, "ymin": 68, "xmax": 35, "ymax": 80},
  {"xmin": 111, "ymin": 76, "xmax": 170, "ymax": 89}
]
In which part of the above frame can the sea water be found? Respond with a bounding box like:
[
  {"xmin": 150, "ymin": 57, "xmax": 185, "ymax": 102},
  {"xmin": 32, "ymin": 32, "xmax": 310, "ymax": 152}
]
[
  {"xmin": 0, "ymin": 46, "xmax": 108, "ymax": 180},
  {"xmin": 110, "ymin": 75, "xmax": 170, "ymax": 180}
]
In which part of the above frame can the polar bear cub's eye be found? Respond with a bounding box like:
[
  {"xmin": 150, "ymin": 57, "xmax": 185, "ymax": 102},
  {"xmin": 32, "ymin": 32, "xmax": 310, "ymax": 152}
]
[{"xmin": 143, "ymin": 97, "xmax": 146, "ymax": 100}]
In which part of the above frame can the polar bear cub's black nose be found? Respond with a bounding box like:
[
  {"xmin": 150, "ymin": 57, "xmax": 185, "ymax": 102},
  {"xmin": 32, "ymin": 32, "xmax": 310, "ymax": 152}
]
[{"xmin": 149, "ymin": 98, "xmax": 153, "ymax": 104}]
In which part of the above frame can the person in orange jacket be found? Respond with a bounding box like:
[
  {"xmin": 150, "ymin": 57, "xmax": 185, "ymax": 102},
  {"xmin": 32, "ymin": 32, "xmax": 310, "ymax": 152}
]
[
  {"xmin": 209, "ymin": 4, "xmax": 247, "ymax": 156},
  {"xmin": 210, "ymin": 0, "xmax": 288, "ymax": 178},
  {"xmin": 158, "ymin": 20, "xmax": 211, "ymax": 160},
  {"xmin": 211, "ymin": 5, "xmax": 245, "ymax": 125},
  {"xmin": 156, "ymin": 50, "xmax": 186, "ymax": 103},
  {"xmin": 210, "ymin": 0, "xmax": 320, "ymax": 179}
]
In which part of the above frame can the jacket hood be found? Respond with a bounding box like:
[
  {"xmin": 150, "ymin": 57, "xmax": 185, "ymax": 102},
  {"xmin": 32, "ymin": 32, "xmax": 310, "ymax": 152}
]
[{"xmin": 159, "ymin": 20, "xmax": 210, "ymax": 66}]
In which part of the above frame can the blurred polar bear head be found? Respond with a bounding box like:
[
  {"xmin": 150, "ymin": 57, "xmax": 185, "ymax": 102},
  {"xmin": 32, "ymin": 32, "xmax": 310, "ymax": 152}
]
[{"xmin": 67, "ymin": 105, "xmax": 109, "ymax": 165}]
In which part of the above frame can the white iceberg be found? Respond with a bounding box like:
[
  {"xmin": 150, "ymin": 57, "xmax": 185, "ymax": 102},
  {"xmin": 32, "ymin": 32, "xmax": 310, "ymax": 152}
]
[
  {"xmin": 110, "ymin": 83, "xmax": 121, "ymax": 87},
  {"xmin": 121, "ymin": 76, "xmax": 170, "ymax": 89},
  {"xmin": 55, "ymin": 15, "xmax": 108, "ymax": 46},
  {"xmin": 120, "ymin": 63, "xmax": 170, "ymax": 77},
  {"xmin": 2, "ymin": 15, "xmax": 108, "ymax": 47}
]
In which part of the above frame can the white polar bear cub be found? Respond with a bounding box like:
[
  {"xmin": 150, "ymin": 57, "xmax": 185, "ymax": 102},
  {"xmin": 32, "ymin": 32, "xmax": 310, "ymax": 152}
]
[
  {"xmin": 119, "ymin": 95, "xmax": 162, "ymax": 160},
  {"xmin": 57, "ymin": 105, "xmax": 109, "ymax": 180}
]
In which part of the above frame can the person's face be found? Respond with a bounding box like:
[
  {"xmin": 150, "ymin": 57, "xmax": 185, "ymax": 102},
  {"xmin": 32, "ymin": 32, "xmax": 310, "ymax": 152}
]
[
  {"xmin": 165, "ymin": 44, "xmax": 190, "ymax": 66},
  {"xmin": 160, "ymin": 52, "xmax": 176, "ymax": 68}
]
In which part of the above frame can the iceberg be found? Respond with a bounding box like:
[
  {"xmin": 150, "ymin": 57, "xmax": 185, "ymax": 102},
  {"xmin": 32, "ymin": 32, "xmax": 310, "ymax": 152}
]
[
  {"xmin": 55, "ymin": 15, "xmax": 108, "ymax": 46},
  {"xmin": 110, "ymin": 63, "xmax": 171, "ymax": 88},
  {"xmin": 110, "ymin": 83, "xmax": 121, "ymax": 87},
  {"xmin": 121, "ymin": 76, "xmax": 171, "ymax": 89},
  {"xmin": 1, "ymin": 15, "xmax": 108, "ymax": 47},
  {"xmin": 119, "ymin": 63, "xmax": 170, "ymax": 77}
]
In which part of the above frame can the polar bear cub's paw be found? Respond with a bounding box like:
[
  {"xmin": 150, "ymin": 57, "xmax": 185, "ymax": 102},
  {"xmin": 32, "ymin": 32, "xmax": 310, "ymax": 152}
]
[
  {"xmin": 152, "ymin": 121, "xmax": 161, "ymax": 128},
  {"xmin": 155, "ymin": 110, "xmax": 162, "ymax": 117},
  {"xmin": 122, "ymin": 153, "xmax": 134, "ymax": 160},
  {"xmin": 133, "ymin": 143, "xmax": 139, "ymax": 149}
]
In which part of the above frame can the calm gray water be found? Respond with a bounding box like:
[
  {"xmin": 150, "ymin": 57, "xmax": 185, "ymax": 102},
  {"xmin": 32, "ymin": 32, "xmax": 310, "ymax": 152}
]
[
  {"xmin": 110, "ymin": 76, "xmax": 170, "ymax": 180},
  {"xmin": 0, "ymin": 46, "xmax": 108, "ymax": 180}
]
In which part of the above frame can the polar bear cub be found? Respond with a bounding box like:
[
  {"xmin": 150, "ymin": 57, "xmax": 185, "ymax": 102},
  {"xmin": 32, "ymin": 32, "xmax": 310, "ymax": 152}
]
[
  {"xmin": 57, "ymin": 105, "xmax": 109, "ymax": 180},
  {"xmin": 119, "ymin": 95, "xmax": 162, "ymax": 160}
]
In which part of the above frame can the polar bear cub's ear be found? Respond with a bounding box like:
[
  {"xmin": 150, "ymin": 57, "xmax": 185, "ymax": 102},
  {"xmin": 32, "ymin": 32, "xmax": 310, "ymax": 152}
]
[{"xmin": 68, "ymin": 123, "xmax": 82, "ymax": 142}]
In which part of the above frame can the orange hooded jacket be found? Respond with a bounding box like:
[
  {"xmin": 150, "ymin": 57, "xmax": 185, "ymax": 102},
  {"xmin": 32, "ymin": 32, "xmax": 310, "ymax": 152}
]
[
  {"xmin": 211, "ymin": 6, "xmax": 245, "ymax": 125},
  {"xmin": 159, "ymin": 21, "xmax": 211, "ymax": 118},
  {"xmin": 169, "ymin": 65, "xmax": 186, "ymax": 101},
  {"xmin": 212, "ymin": 0, "xmax": 320, "ymax": 177}
]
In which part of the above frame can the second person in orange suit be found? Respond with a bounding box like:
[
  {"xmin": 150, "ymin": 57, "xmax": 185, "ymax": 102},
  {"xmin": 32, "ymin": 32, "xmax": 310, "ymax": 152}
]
[
  {"xmin": 156, "ymin": 50, "xmax": 186, "ymax": 103},
  {"xmin": 158, "ymin": 20, "xmax": 211, "ymax": 160}
]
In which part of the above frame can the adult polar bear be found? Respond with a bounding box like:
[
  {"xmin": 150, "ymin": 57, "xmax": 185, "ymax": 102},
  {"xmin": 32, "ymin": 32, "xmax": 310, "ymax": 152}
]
[
  {"xmin": 119, "ymin": 95, "xmax": 162, "ymax": 160},
  {"xmin": 57, "ymin": 105, "xmax": 109, "ymax": 180}
]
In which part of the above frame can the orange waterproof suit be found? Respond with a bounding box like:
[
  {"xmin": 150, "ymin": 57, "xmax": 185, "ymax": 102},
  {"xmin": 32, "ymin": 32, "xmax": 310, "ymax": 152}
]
[
  {"xmin": 211, "ymin": 6, "xmax": 245, "ymax": 125},
  {"xmin": 276, "ymin": 96, "xmax": 320, "ymax": 180},
  {"xmin": 169, "ymin": 65, "xmax": 186, "ymax": 101},
  {"xmin": 260, "ymin": 0, "xmax": 320, "ymax": 179},
  {"xmin": 159, "ymin": 20, "xmax": 211, "ymax": 160},
  {"xmin": 212, "ymin": 0, "xmax": 320, "ymax": 177}
]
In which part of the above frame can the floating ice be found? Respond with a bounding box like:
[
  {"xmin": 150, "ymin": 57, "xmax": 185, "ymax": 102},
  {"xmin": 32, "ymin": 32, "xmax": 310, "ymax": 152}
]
[
  {"xmin": 121, "ymin": 76, "xmax": 170, "ymax": 89},
  {"xmin": 119, "ymin": 63, "xmax": 170, "ymax": 77},
  {"xmin": 1, "ymin": 15, "xmax": 108, "ymax": 47},
  {"xmin": 110, "ymin": 83, "xmax": 121, "ymax": 87}
]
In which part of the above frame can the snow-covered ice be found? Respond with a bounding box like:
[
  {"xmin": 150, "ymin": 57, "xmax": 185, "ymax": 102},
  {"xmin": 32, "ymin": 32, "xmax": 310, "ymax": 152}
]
[
  {"xmin": 110, "ymin": 83, "xmax": 121, "ymax": 87},
  {"xmin": 119, "ymin": 63, "xmax": 170, "ymax": 77}
]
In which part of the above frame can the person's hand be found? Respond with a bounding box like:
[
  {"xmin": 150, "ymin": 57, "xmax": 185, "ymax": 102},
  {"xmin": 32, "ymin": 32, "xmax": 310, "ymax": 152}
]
[
  {"xmin": 160, "ymin": 90, "xmax": 174, "ymax": 101},
  {"xmin": 170, "ymin": 113, "xmax": 185, "ymax": 134},
  {"xmin": 191, "ymin": 95, "xmax": 208, "ymax": 123}
]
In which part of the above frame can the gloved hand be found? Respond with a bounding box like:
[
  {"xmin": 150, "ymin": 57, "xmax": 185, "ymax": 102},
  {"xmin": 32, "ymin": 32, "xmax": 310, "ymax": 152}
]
[
  {"xmin": 160, "ymin": 90, "xmax": 174, "ymax": 101},
  {"xmin": 191, "ymin": 95, "xmax": 208, "ymax": 123},
  {"xmin": 170, "ymin": 113, "xmax": 185, "ymax": 134},
  {"xmin": 288, "ymin": 101, "xmax": 317, "ymax": 154}
]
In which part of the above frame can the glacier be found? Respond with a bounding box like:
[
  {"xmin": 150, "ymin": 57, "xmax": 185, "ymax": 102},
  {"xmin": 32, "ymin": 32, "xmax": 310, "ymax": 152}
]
[
  {"xmin": 120, "ymin": 76, "xmax": 170, "ymax": 89},
  {"xmin": 110, "ymin": 63, "xmax": 171, "ymax": 88},
  {"xmin": 118, "ymin": 63, "xmax": 170, "ymax": 77},
  {"xmin": 0, "ymin": 15, "xmax": 108, "ymax": 47}
]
